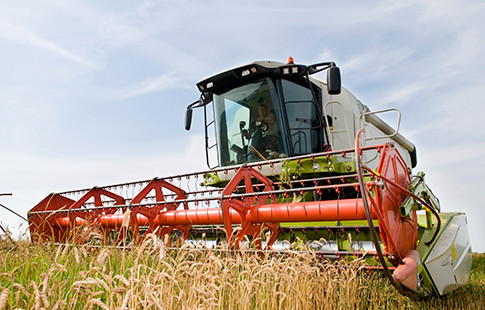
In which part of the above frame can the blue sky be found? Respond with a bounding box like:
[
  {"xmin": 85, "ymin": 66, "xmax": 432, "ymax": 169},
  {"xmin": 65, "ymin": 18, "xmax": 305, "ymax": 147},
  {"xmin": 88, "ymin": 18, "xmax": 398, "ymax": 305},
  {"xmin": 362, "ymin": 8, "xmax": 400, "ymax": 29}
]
[{"xmin": 0, "ymin": 0, "xmax": 484, "ymax": 252}]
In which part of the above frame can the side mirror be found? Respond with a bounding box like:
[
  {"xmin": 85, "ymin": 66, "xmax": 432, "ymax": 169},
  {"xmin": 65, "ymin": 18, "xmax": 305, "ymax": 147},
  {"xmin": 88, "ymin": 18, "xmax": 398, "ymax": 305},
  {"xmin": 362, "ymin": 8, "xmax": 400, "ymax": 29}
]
[
  {"xmin": 185, "ymin": 108, "xmax": 193, "ymax": 131},
  {"xmin": 327, "ymin": 66, "xmax": 341, "ymax": 95}
]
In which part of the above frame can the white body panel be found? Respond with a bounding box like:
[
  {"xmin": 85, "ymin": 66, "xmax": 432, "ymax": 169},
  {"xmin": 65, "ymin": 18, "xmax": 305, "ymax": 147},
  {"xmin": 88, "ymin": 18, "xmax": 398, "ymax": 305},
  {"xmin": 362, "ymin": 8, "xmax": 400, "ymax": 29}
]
[
  {"xmin": 424, "ymin": 214, "xmax": 473, "ymax": 295},
  {"xmin": 313, "ymin": 76, "xmax": 414, "ymax": 170}
]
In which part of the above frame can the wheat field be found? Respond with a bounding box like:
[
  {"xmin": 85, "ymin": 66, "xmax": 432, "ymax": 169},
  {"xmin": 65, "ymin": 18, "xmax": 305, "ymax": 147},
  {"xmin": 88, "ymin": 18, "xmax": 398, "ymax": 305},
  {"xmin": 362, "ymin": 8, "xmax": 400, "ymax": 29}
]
[{"xmin": 0, "ymin": 235, "xmax": 483, "ymax": 309}]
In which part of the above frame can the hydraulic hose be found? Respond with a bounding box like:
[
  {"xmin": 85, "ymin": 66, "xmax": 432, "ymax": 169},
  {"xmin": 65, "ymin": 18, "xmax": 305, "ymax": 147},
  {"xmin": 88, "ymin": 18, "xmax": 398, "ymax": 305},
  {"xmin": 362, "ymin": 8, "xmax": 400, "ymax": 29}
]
[{"xmin": 354, "ymin": 128, "xmax": 425, "ymax": 300}]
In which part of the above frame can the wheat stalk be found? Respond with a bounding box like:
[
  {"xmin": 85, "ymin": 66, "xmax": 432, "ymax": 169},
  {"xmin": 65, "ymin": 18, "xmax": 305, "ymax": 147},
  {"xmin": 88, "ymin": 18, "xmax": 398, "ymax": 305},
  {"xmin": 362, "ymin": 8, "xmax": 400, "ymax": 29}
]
[{"xmin": 0, "ymin": 289, "xmax": 10, "ymax": 310}]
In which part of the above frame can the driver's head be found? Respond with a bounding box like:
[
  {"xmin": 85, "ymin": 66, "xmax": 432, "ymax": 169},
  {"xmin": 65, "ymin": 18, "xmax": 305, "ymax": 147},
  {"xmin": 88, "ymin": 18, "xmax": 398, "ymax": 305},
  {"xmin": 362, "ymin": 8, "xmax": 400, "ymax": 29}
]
[{"xmin": 258, "ymin": 104, "xmax": 268, "ymax": 117}]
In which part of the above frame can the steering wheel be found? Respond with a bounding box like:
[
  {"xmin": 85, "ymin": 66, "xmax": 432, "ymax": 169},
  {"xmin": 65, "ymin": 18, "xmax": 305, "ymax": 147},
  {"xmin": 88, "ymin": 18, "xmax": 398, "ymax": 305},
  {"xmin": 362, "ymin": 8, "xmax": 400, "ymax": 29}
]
[{"xmin": 250, "ymin": 120, "xmax": 269, "ymax": 134}]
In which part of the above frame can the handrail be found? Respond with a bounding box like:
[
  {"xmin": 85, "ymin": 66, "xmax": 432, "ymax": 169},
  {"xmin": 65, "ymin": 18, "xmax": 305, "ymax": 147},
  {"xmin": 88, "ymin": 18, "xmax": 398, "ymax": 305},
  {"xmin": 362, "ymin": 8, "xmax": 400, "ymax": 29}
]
[{"xmin": 363, "ymin": 108, "xmax": 401, "ymax": 139}]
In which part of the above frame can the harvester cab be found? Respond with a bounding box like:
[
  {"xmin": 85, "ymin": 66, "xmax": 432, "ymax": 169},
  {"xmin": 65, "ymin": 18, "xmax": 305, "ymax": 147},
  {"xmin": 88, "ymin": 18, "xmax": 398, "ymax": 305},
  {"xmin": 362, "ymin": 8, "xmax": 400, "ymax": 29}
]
[
  {"xmin": 29, "ymin": 58, "xmax": 472, "ymax": 298},
  {"xmin": 186, "ymin": 59, "xmax": 342, "ymax": 169}
]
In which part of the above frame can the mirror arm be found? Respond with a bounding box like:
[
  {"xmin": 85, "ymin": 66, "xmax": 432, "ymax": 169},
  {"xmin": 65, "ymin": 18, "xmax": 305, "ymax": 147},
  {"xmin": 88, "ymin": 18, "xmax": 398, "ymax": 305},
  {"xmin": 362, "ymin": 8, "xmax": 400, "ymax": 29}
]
[{"xmin": 307, "ymin": 62, "xmax": 336, "ymax": 75}]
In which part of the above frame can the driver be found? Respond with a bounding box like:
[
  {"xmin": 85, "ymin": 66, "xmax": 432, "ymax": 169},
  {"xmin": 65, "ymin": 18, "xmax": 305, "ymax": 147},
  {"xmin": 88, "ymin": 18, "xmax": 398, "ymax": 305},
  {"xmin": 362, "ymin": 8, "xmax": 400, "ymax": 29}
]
[
  {"xmin": 245, "ymin": 101, "xmax": 280, "ymax": 159},
  {"xmin": 256, "ymin": 103, "xmax": 278, "ymax": 149}
]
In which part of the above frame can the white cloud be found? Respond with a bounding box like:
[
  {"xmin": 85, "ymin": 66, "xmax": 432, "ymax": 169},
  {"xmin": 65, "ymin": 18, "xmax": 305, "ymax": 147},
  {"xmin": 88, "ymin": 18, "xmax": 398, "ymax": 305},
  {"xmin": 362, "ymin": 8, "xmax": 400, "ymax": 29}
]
[
  {"xmin": 0, "ymin": 20, "xmax": 95, "ymax": 67},
  {"xmin": 119, "ymin": 72, "xmax": 190, "ymax": 98}
]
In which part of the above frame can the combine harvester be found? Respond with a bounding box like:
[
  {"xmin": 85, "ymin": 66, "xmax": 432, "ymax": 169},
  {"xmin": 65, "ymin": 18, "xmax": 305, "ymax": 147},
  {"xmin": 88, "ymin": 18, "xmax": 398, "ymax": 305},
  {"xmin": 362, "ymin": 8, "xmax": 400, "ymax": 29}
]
[{"xmin": 28, "ymin": 58, "xmax": 472, "ymax": 297}]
